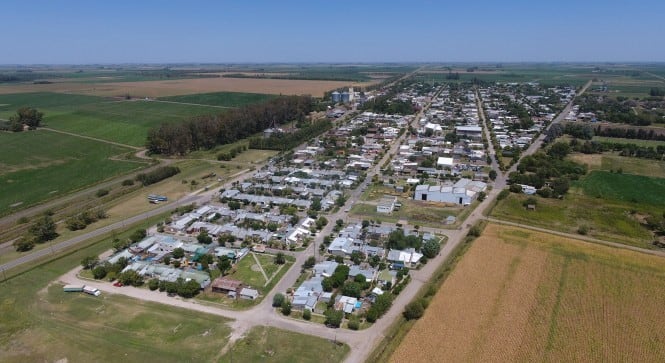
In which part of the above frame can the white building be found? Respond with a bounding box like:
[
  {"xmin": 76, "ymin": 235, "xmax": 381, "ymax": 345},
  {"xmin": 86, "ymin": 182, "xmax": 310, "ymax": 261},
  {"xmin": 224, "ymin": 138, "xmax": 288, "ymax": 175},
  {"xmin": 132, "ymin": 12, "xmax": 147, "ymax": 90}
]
[{"xmin": 413, "ymin": 178, "xmax": 487, "ymax": 205}]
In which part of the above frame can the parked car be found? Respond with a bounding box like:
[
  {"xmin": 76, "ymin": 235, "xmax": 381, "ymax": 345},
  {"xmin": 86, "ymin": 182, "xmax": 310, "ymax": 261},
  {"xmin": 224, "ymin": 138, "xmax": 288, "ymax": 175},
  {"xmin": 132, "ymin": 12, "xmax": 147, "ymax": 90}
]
[{"xmin": 112, "ymin": 281, "xmax": 123, "ymax": 287}]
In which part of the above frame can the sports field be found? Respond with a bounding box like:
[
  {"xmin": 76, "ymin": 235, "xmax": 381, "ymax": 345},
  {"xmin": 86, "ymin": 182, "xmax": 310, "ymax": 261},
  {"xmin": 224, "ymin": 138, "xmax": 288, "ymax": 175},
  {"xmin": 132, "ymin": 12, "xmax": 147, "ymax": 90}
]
[
  {"xmin": 0, "ymin": 130, "xmax": 144, "ymax": 215},
  {"xmin": 390, "ymin": 223, "xmax": 665, "ymax": 363}
]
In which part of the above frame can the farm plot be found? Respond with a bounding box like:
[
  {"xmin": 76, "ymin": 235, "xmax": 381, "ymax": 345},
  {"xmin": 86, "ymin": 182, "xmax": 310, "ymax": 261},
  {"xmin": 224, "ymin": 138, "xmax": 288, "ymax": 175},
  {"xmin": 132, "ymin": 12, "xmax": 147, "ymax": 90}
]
[
  {"xmin": 158, "ymin": 91, "xmax": 275, "ymax": 107},
  {"xmin": 0, "ymin": 77, "xmax": 364, "ymax": 98},
  {"xmin": 576, "ymin": 170, "xmax": 665, "ymax": 206},
  {"xmin": 390, "ymin": 223, "xmax": 665, "ymax": 363},
  {"xmin": 569, "ymin": 152, "xmax": 665, "ymax": 179},
  {"xmin": 0, "ymin": 130, "xmax": 144, "ymax": 215}
]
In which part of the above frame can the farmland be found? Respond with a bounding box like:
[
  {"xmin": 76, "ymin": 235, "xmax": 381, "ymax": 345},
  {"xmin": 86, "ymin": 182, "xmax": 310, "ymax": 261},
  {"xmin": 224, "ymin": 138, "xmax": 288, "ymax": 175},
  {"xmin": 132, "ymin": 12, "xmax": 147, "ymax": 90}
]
[
  {"xmin": 158, "ymin": 91, "xmax": 275, "ymax": 107},
  {"xmin": 390, "ymin": 223, "xmax": 665, "ymax": 363},
  {"xmin": 0, "ymin": 130, "xmax": 145, "ymax": 215},
  {"xmin": 569, "ymin": 153, "xmax": 665, "ymax": 179},
  {"xmin": 220, "ymin": 326, "xmax": 349, "ymax": 363},
  {"xmin": 576, "ymin": 170, "xmax": 665, "ymax": 206},
  {"xmin": 0, "ymin": 76, "xmax": 364, "ymax": 98}
]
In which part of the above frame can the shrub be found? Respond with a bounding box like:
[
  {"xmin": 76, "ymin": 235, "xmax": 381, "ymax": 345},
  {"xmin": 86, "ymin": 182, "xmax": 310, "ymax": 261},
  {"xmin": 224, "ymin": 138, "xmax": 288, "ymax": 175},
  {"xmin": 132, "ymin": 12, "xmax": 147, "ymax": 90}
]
[
  {"xmin": 348, "ymin": 317, "xmax": 360, "ymax": 330},
  {"xmin": 121, "ymin": 179, "xmax": 135, "ymax": 186},
  {"xmin": 403, "ymin": 300, "xmax": 425, "ymax": 320},
  {"xmin": 281, "ymin": 300, "xmax": 292, "ymax": 316},
  {"xmin": 577, "ymin": 225, "xmax": 588, "ymax": 235},
  {"xmin": 272, "ymin": 293, "xmax": 285, "ymax": 307},
  {"xmin": 148, "ymin": 279, "xmax": 159, "ymax": 291},
  {"xmin": 303, "ymin": 309, "xmax": 311, "ymax": 321},
  {"xmin": 96, "ymin": 189, "xmax": 109, "ymax": 198}
]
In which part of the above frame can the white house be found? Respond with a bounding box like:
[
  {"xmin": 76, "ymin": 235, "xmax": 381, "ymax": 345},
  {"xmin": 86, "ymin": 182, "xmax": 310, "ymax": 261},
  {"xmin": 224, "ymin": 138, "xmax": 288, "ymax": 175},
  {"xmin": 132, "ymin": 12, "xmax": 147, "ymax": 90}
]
[{"xmin": 376, "ymin": 196, "xmax": 397, "ymax": 214}]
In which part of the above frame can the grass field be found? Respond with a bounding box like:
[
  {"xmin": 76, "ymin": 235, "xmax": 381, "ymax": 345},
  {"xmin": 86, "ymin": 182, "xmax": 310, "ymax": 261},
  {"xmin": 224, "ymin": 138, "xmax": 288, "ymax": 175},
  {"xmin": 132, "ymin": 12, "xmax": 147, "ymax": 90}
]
[
  {"xmin": 0, "ymin": 214, "xmax": 235, "ymax": 363},
  {"xmin": 491, "ymin": 192, "xmax": 657, "ymax": 248},
  {"xmin": 350, "ymin": 198, "xmax": 470, "ymax": 228},
  {"xmin": 0, "ymin": 130, "xmax": 145, "ymax": 215},
  {"xmin": 569, "ymin": 153, "xmax": 665, "ymax": 179},
  {"xmin": 576, "ymin": 170, "xmax": 665, "ymax": 206},
  {"xmin": 220, "ymin": 326, "xmax": 349, "ymax": 363},
  {"xmin": 158, "ymin": 91, "xmax": 275, "ymax": 107},
  {"xmin": 591, "ymin": 136, "xmax": 665, "ymax": 147},
  {"xmin": 390, "ymin": 223, "xmax": 665, "ymax": 362}
]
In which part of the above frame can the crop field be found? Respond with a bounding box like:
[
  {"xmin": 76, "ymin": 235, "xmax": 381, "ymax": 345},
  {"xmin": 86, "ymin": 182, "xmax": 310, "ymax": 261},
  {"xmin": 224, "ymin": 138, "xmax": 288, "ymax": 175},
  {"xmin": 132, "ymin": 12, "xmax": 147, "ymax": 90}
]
[
  {"xmin": 591, "ymin": 136, "xmax": 665, "ymax": 148},
  {"xmin": 158, "ymin": 91, "xmax": 275, "ymax": 107},
  {"xmin": 0, "ymin": 130, "xmax": 144, "ymax": 215},
  {"xmin": 220, "ymin": 326, "xmax": 349, "ymax": 363},
  {"xmin": 390, "ymin": 223, "xmax": 665, "ymax": 363},
  {"xmin": 0, "ymin": 77, "xmax": 364, "ymax": 98},
  {"xmin": 569, "ymin": 153, "xmax": 665, "ymax": 179},
  {"xmin": 491, "ymin": 191, "xmax": 658, "ymax": 248},
  {"xmin": 576, "ymin": 170, "xmax": 665, "ymax": 206},
  {"xmin": 0, "ymin": 92, "xmax": 224, "ymax": 146}
]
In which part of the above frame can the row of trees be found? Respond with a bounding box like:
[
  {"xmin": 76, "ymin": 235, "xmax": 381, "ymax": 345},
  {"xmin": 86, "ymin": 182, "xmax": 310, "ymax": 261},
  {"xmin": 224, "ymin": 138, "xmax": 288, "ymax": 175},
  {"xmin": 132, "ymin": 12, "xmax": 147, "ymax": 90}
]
[
  {"xmin": 248, "ymin": 119, "xmax": 332, "ymax": 151},
  {"xmin": 146, "ymin": 96, "xmax": 313, "ymax": 155},
  {"xmin": 569, "ymin": 139, "xmax": 665, "ymax": 160},
  {"xmin": 13, "ymin": 214, "xmax": 58, "ymax": 251},
  {"xmin": 3, "ymin": 107, "xmax": 43, "ymax": 132},
  {"xmin": 65, "ymin": 209, "xmax": 107, "ymax": 231},
  {"xmin": 135, "ymin": 166, "xmax": 181, "ymax": 186}
]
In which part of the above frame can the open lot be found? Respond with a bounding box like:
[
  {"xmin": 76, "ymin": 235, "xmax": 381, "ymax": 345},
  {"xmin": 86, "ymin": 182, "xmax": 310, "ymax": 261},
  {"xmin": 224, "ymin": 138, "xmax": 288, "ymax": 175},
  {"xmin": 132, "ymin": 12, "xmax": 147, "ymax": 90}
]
[
  {"xmin": 0, "ymin": 215, "xmax": 235, "ymax": 363},
  {"xmin": 491, "ymin": 192, "xmax": 656, "ymax": 248},
  {"xmin": 0, "ymin": 77, "xmax": 363, "ymax": 98},
  {"xmin": 390, "ymin": 223, "xmax": 665, "ymax": 363},
  {"xmin": 350, "ymin": 197, "xmax": 470, "ymax": 228},
  {"xmin": 0, "ymin": 130, "xmax": 144, "ymax": 215},
  {"xmin": 220, "ymin": 326, "xmax": 349, "ymax": 363},
  {"xmin": 569, "ymin": 153, "xmax": 665, "ymax": 178}
]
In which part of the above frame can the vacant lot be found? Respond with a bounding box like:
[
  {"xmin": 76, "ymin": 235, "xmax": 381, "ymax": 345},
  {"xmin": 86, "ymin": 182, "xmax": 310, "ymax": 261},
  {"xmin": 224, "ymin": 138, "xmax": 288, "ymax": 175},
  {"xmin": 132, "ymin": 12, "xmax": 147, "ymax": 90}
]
[
  {"xmin": 351, "ymin": 197, "xmax": 470, "ymax": 228},
  {"xmin": 0, "ymin": 216, "xmax": 233, "ymax": 363},
  {"xmin": 158, "ymin": 91, "xmax": 275, "ymax": 107},
  {"xmin": 390, "ymin": 223, "xmax": 665, "ymax": 363},
  {"xmin": 491, "ymin": 191, "xmax": 657, "ymax": 248},
  {"xmin": 0, "ymin": 77, "xmax": 362, "ymax": 98},
  {"xmin": 569, "ymin": 153, "xmax": 665, "ymax": 179},
  {"xmin": 0, "ymin": 130, "xmax": 144, "ymax": 215},
  {"xmin": 220, "ymin": 326, "xmax": 349, "ymax": 363},
  {"xmin": 577, "ymin": 170, "xmax": 665, "ymax": 206}
]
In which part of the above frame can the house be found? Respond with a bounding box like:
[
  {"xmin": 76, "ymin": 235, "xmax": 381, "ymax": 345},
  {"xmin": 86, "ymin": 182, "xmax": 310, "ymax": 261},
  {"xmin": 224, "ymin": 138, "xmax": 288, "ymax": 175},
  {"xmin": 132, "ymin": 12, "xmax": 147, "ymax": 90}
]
[
  {"xmin": 328, "ymin": 237, "xmax": 353, "ymax": 256},
  {"xmin": 211, "ymin": 276, "xmax": 243, "ymax": 296},
  {"xmin": 437, "ymin": 157, "xmax": 454, "ymax": 168},
  {"xmin": 376, "ymin": 196, "xmax": 397, "ymax": 214},
  {"xmin": 239, "ymin": 287, "xmax": 259, "ymax": 300},
  {"xmin": 414, "ymin": 178, "xmax": 486, "ymax": 205},
  {"xmin": 335, "ymin": 295, "xmax": 359, "ymax": 313},
  {"xmin": 313, "ymin": 261, "xmax": 339, "ymax": 277},
  {"xmin": 455, "ymin": 125, "xmax": 483, "ymax": 139},
  {"xmin": 387, "ymin": 248, "xmax": 423, "ymax": 267}
]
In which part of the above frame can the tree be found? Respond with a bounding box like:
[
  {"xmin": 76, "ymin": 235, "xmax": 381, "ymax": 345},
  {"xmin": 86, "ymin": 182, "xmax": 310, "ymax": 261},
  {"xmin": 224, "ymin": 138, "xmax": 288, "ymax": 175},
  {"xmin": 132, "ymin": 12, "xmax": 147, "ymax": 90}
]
[
  {"xmin": 421, "ymin": 239, "xmax": 440, "ymax": 258},
  {"xmin": 172, "ymin": 247, "xmax": 185, "ymax": 259},
  {"xmin": 13, "ymin": 236, "xmax": 35, "ymax": 252},
  {"xmin": 29, "ymin": 215, "xmax": 58, "ymax": 243},
  {"xmin": 324, "ymin": 308, "xmax": 343, "ymax": 328},
  {"xmin": 547, "ymin": 141, "xmax": 571, "ymax": 160},
  {"xmin": 336, "ymin": 219, "xmax": 344, "ymax": 228},
  {"xmin": 347, "ymin": 316, "xmax": 360, "ymax": 330},
  {"xmin": 303, "ymin": 309, "xmax": 312, "ymax": 320},
  {"xmin": 9, "ymin": 107, "xmax": 43, "ymax": 130},
  {"xmin": 331, "ymin": 264, "xmax": 350, "ymax": 288},
  {"xmin": 197, "ymin": 230, "xmax": 213, "ymax": 245},
  {"xmin": 148, "ymin": 279, "xmax": 160, "ymax": 291},
  {"xmin": 118, "ymin": 269, "xmax": 143, "ymax": 287},
  {"xmin": 321, "ymin": 277, "xmax": 333, "ymax": 292},
  {"xmin": 362, "ymin": 220, "xmax": 370, "ymax": 229},
  {"xmin": 489, "ymin": 169, "xmax": 497, "ymax": 181},
  {"xmin": 341, "ymin": 281, "xmax": 362, "ymax": 298},
  {"xmin": 403, "ymin": 300, "xmax": 425, "ymax": 320},
  {"xmin": 281, "ymin": 300, "xmax": 292, "ymax": 316},
  {"xmin": 81, "ymin": 256, "xmax": 99, "ymax": 270},
  {"xmin": 552, "ymin": 178, "xmax": 570, "ymax": 196},
  {"xmin": 92, "ymin": 264, "xmax": 108, "ymax": 279},
  {"xmin": 303, "ymin": 256, "xmax": 316, "ymax": 269},
  {"xmin": 311, "ymin": 197, "xmax": 322, "ymax": 211},
  {"xmin": 509, "ymin": 184, "xmax": 523, "ymax": 193},
  {"xmin": 315, "ymin": 216, "xmax": 328, "ymax": 230},
  {"xmin": 354, "ymin": 274, "xmax": 367, "ymax": 284},
  {"xmin": 274, "ymin": 252, "xmax": 286, "ymax": 265},
  {"xmin": 272, "ymin": 293, "xmax": 286, "ymax": 307},
  {"xmin": 477, "ymin": 191, "xmax": 486, "ymax": 202},
  {"xmin": 218, "ymin": 256, "xmax": 232, "ymax": 275},
  {"xmin": 129, "ymin": 229, "xmax": 147, "ymax": 243}
]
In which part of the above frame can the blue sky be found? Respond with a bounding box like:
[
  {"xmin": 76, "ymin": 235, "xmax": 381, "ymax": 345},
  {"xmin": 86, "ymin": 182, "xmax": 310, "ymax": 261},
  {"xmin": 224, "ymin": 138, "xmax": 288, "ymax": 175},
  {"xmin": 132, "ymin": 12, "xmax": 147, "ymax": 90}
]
[{"xmin": 2, "ymin": 0, "xmax": 664, "ymax": 64}]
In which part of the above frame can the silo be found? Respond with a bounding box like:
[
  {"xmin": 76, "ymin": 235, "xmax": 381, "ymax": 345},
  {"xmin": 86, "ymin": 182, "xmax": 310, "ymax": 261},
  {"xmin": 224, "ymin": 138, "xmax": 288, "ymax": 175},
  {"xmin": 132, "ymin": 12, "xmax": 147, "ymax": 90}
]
[
  {"xmin": 341, "ymin": 92, "xmax": 350, "ymax": 103},
  {"xmin": 331, "ymin": 91, "xmax": 341, "ymax": 103}
]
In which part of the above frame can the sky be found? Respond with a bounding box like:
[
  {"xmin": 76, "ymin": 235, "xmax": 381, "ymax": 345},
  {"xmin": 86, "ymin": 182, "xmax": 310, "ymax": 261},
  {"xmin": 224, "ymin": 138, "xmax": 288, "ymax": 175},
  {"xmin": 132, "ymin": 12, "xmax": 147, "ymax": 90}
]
[{"xmin": 2, "ymin": 0, "xmax": 664, "ymax": 64}]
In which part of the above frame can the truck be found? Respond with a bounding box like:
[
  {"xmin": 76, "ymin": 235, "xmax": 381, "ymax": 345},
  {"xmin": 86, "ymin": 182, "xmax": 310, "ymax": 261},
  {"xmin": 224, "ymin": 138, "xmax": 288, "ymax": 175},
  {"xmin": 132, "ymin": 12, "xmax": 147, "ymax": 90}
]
[
  {"xmin": 82, "ymin": 286, "xmax": 101, "ymax": 296},
  {"xmin": 63, "ymin": 284, "xmax": 84, "ymax": 293}
]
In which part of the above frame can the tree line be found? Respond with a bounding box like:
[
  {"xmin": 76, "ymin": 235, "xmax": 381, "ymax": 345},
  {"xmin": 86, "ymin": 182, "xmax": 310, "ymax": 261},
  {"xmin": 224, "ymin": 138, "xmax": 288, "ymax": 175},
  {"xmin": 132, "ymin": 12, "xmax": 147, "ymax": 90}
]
[{"xmin": 146, "ymin": 96, "xmax": 313, "ymax": 155}]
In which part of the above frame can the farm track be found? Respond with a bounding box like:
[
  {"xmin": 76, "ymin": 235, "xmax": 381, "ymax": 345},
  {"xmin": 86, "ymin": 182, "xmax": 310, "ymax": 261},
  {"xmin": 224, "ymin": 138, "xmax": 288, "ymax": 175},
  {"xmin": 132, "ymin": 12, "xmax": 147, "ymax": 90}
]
[
  {"xmin": 144, "ymin": 99, "xmax": 236, "ymax": 109},
  {"xmin": 41, "ymin": 127, "xmax": 141, "ymax": 150}
]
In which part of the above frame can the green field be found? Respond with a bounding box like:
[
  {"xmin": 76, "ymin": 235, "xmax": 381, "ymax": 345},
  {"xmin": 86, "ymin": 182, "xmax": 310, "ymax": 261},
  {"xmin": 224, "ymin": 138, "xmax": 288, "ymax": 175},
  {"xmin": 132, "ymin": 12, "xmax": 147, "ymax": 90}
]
[
  {"xmin": 577, "ymin": 170, "xmax": 665, "ymax": 205},
  {"xmin": 591, "ymin": 136, "xmax": 665, "ymax": 147},
  {"xmin": 220, "ymin": 326, "xmax": 349, "ymax": 363},
  {"xmin": 491, "ymin": 191, "xmax": 658, "ymax": 248},
  {"xmin": 0, "ymin": 216, "xmax": 234, "ymax": 363},
  {"xmin": 158, "ymin": 91, "xmax": 275, "ymax": 107},
  {"xmin": 0, "ymin": 130, "xmax": 145, "ymax": 215},
  {"xmin": 0, "ymin": 92, "xmax": 224, "ymax": 146}
]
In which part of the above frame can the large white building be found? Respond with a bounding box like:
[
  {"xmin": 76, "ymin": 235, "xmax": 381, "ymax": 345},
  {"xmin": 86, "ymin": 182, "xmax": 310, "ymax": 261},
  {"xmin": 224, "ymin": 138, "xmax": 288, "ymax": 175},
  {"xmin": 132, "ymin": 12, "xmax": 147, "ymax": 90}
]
[{"xmin": 413, "ymin": 178, "xmax": 487, "ymax": 205}]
